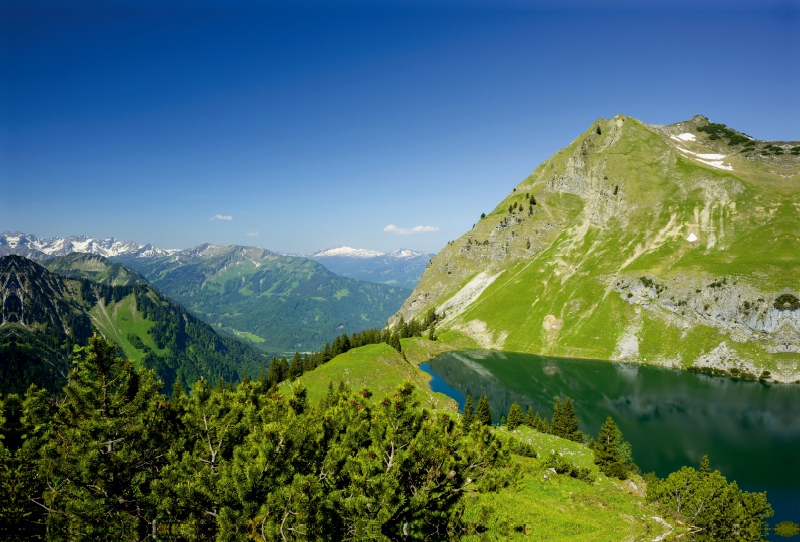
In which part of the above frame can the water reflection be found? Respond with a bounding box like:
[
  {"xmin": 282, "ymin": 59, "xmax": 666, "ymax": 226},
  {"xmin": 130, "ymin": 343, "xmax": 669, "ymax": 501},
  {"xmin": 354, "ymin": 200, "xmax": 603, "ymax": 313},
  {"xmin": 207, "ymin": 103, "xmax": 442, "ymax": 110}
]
[{"xmin": 424, "ymin": 350, "xmax": 800, "ymax": 525}]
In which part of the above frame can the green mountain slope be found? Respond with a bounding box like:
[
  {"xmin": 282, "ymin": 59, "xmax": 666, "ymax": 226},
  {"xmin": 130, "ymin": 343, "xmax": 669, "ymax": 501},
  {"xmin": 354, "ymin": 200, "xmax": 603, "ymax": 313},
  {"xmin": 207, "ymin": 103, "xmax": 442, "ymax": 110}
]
[
  {"xmin": 0, "ymin": 255, "xmax": 267, "ymax": 394},
  {"xmin": 394, "ymin": 115, "xmax": 800, "ymax": 381},
  {"xmin": 123, "ymin": 244, "xmax": 411, "ymax": 354},
  {"xmin": 43, "ymin": 252, "xmax": 145, "ymax": 286}
]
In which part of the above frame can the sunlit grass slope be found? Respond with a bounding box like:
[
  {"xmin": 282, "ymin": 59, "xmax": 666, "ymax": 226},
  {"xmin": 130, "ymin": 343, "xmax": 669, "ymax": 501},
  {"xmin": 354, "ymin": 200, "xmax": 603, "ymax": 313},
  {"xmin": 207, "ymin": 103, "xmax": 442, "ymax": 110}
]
[
  {"xmin": 462, "ymin": 426, "xmax": 679, "ymax": 541},
  {"xmin": 285, "ymin": 341, "xmax": 675, "ymax": 541},
  {"xmin": 280, "ymin": 342, "xmax": 457, "ymax": 411},
  {"xmin": 395, "ymin": 115, "xmax": 800, "ymax": 381}
]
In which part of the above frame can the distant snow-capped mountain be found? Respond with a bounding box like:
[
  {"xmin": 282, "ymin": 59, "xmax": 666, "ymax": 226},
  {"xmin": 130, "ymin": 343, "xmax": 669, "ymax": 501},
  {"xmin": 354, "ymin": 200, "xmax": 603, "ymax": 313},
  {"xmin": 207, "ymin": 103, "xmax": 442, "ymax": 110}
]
[
  {"xmin": 303, "ymin": 246, "xmax": 434, "ymax": 289},
  {"xmin": 0, "ymin": 232, "xmax": 178, "ymax": 260},
  {"xmin": 310, "ymin": 246, "xmax": 386, "ymax": 259}
]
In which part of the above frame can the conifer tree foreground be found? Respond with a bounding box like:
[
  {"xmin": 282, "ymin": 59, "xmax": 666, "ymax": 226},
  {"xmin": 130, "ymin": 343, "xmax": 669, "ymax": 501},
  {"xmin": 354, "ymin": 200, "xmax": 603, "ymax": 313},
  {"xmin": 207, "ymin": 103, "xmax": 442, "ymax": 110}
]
[
  {"xmin": 593, "ymin": 416, "xmax": 629, "ymax": 479},
  {"xmin": 461, "ymin": 394, "xmax": 475, "ymax": 430},
  {"xmin": 476, "ymin": 395, "xmax": 492, "ymax": 426},
  {"xmin": 507, "ymin": 403, "xmax": 523, "ymax": 430},
  {"xmin": 550, "ymin": 397, "xmax": 582, "ymax": 442},
  {"xmin": 525, "ymin": 405, "xmax": 534, "ymax": 427},
  {"xmin": 1, "ymin": 335, "xmax": 509, "ymax": 540}
]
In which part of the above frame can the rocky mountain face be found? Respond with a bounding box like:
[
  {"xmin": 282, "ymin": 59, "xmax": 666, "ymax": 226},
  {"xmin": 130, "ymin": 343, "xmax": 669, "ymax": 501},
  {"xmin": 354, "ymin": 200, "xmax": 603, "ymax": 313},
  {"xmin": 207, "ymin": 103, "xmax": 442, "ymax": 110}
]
[
  {"xmin": 0, "ymin": 232, "xmax": 177, "ymax": 260},
  {"xmin": 0, "ymin": 255, "xmax": 267, "ymax": 394},
  {"xmin": 306, "ymin": 246, "xmax": 434, "ymax": 289},
  {"xmin": 393, "ymin": 115, "xmax": 800, "ymax": 382}
]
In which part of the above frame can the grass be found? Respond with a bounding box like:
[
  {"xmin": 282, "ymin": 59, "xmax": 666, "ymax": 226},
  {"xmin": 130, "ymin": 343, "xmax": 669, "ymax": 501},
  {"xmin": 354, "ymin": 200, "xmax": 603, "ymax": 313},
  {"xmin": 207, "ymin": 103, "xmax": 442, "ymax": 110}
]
[
  {"xmin": 279, "ymin": 342, "xmax": 457, "ymax": 411},
  {"xmin": 398, "ymin": 114, "xmax": 800, "ymax": 380},
  {"xmin": 227, "ymin": 327, "xmax": 266, "ymax": 343},
  {"xmin": 460, "ymin": 426, "xmax": 681, "ymax": 541},
  {"xmin": 89, "ymin": 293, "xmax": 165, "ymax": 366},
  {"xmin": 282, "ymin": 341, "xmax": 678, "ymax": 541}
]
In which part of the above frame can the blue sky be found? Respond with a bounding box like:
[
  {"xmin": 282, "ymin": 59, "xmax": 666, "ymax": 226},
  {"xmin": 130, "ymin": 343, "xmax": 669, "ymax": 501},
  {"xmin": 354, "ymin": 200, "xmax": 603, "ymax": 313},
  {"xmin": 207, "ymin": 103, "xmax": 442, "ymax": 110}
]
[{"xmin": 2, "ymin": 1, "xmax": 798, "ymax": 254}]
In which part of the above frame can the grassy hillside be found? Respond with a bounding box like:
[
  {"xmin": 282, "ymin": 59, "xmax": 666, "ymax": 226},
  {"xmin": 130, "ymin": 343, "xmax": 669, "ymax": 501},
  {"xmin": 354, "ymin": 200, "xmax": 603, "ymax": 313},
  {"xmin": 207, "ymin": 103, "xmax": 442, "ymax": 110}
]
[
  {"xmin": 123, "ymin": 244, "xmax": 410, "ymax": 355},
  {"xmin": 461, "ymin": 426, "xmax": 677, "ymax": 541},
  {"xmin": 278, "ymin": 339, "xmax": 676, "ymax": 541},
  {"xmin": 394, "ymin": 115, "xmax": 800, "ymax": 382},
  {"xmin": 280, "ymin": 341, "xmax": 457, "ymax": 411}
]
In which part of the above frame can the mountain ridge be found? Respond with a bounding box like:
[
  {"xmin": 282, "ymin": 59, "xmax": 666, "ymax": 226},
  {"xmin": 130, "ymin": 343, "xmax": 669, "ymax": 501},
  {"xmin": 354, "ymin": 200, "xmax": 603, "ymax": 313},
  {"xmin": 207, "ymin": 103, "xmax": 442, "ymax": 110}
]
[
  {"xmin": 392, "ymin": 114, "xmax": 800, "ymax": 382},
  {"xmin": 0, "ymin": 232, "xmax": 179, "ymax": 260},
  {"xmin": 0, "ymin": 255, "xmax": 267, "ymax": 394}
]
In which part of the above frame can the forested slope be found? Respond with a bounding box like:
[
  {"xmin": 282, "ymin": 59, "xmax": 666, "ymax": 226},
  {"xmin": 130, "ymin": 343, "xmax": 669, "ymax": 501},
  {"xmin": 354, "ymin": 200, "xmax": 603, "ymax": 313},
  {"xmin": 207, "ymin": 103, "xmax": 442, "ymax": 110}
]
[{"xmin": 0, "ymin": 256, "xmax": 267, "ymax": 394}]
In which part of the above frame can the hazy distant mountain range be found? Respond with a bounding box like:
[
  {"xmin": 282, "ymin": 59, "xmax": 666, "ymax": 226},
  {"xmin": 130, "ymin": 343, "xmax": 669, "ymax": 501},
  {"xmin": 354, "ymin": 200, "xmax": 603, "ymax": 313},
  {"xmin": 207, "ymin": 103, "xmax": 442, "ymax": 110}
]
[
  {"xmin": 1, "ymin": 233, "xmax": 420, "ymax": 354},
  {"xmin": 302, "ymin": 246, "xmax": 434, "ymax": 289},
  {"xmin": 1, "ymin": 233, "xmax": 432, "ymax": 289}
]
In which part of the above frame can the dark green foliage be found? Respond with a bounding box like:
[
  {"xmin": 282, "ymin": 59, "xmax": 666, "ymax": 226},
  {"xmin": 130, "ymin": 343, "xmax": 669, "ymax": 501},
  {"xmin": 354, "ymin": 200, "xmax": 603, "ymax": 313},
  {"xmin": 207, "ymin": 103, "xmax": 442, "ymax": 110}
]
[
  {"xmin": 697, "ymin": 122, "xmax": 752, "ymax": 146},
  {"xmin": 1, "ymin": 336, "xmax": 509, "ymax": 540},
  {"xmin": 387, "ymin": 333, "xmax": 403, "ymax": 353},
  {"xmin": 0, "ymin": 256, "xmax": 268, "ymax": 395},
  {"xmin": 529, "ymin": 411, "xmax": 549, "ymax": 433},
  {"xmin": 774, "ymin": 294, "xmax": 800, "ymax": 311},
  {"xmin": 505, "ymin": 436, "xmax": 536, "ymax": 458},
  {"xmin": 506, "ymin": 402, "xmax": 523, "ymax": 430},
  {"xmin": 462, "ymin": 395, "xmax": 475, "ymax": 430},
  {"xmin": 8, "ymin": 335, "xmax": 172, "ymax": 539},
  {"xmin": 549, "ymin": 397, "xmax": 582, "ymax": 442},
  {"xmin": 592, "ymin": 416, "xmax": 636, "ymax": 480},
  {"xmin": 477, "ymin": 395, "xmax": 492, "ymax": 426},
  {"xmin": 525, "ymin": 405, "xmax": 534, "ymax": 427},
  {"xmin": 480, "ymin": 212, "xmax": 486, "ymax": 219},
  {"xmin": 541, "ymin": 452, "xmax": 593, "ymax": 483},
  {"xmin": 646, "ymin": 458, "xmax": 773, "ymax": 541},
  {"xmin": 774, "ymin": 521, "xmax": 800, "ymax": 537}
]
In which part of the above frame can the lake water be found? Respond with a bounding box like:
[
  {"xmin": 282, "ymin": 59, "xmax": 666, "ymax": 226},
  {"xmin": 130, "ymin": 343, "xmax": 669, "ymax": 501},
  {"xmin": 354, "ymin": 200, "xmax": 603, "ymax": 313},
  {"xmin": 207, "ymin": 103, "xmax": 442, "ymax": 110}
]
[{"xmin": 421, "ymin": 350, "xmax": 800, "ymax": 530}]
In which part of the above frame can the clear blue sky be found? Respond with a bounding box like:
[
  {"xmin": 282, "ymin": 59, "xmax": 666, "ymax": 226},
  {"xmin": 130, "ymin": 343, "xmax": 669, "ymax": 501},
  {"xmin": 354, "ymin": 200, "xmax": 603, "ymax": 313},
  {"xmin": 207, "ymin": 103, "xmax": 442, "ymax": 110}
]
[{"xmin": 2, "ymin": 1, "xmax": 798, "ymax": 254}]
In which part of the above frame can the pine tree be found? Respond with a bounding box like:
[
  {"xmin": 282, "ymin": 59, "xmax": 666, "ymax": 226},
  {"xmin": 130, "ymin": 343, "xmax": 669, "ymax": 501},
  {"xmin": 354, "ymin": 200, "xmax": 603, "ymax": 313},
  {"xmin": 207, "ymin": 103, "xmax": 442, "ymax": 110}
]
[
  {"xmin": 549, "ymin": 397, "xmax": 562, "ymax": 435},
  {"xmin": 500, "ymin": 416, "xmax": 506, "ymax": 426},
  {"xmin": 476, "ymin": 395, "xmax": 492, "ymax": 426},
  {"xmin": 593, "ymin": 415, "xmax": 628, "ymax": 479},
  {"xmin": 525, "ymin": 405, "xmax": 534, "ymax": 427},
  {"xmin": 461, "ymin": 395, "xmax": 475, "ymax": 430},
  {"xmin": 387, "ymin": 333, "xmax": 403, "ymax": 353},
  {"xmin": 507, "ymin": 403, "xmax": 524, "ymax": 430},
  {"xmin": 700, "ymin": 454, "xmax": 711, "ymax": 476},
  {"xmin": 550, "ymin": 397, "xmax": 582, "ymax": 442},
  {"xmin": 532, "ymin": 411, "xmax": 549, "ymax": 433}
]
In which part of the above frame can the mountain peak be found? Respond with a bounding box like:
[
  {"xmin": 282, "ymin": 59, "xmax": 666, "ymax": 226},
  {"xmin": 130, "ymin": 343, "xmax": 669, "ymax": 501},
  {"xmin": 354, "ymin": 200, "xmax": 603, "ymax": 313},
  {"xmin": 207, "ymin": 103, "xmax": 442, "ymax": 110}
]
[
  {"xmin": 0, "ymin": 232, "xmax": 179, "ymax": 260},
  {"xmin": 311, "ymin": 246, "xmax": 386, "ymax": 259}
]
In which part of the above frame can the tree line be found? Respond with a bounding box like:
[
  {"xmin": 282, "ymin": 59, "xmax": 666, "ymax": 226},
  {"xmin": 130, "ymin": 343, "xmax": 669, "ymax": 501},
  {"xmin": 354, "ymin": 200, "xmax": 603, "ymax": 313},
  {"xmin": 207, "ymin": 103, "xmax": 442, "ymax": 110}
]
[
  {"xmin": 0, "ymin": 335, "xmax": 506, "ymax": 541},
  {"xmin": 261, "ymin": 309, "xmax": 442, "ymax": 388}
]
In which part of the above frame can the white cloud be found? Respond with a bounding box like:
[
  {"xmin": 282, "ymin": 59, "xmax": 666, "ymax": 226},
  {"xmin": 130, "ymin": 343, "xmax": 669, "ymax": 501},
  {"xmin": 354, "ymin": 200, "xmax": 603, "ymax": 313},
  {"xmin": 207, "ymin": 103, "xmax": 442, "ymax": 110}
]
[
  {"xmin": 246, "ymin": 231, "xmax": 259, "ymax": 237},
  {"xmin": 210, "ymin": 214, "xmax": 233, "ymax": 221},
  {"xmin": 383, "ymin": 224, "xmax": 440, "ymax": 235}
]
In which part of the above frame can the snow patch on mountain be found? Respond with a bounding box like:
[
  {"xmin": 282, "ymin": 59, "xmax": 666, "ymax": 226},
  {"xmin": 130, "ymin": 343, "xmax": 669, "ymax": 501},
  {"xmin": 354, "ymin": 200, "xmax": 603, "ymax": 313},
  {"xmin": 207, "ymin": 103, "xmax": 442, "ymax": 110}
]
[
  {"xmin": 0, "ymin": 232, "xmax": 179, "ymax": 260},
  {"xmin": 312, "ymin": 246, "xmax": 386, "ymax": 259}
]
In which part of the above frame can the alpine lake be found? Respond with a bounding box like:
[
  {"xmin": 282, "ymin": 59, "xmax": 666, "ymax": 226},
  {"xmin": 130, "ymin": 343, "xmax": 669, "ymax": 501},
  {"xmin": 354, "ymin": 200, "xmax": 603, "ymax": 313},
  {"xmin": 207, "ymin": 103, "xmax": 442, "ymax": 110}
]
[{"xmin": 420, "ymin": 350, "xmax": 800, "ymax": 533}]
